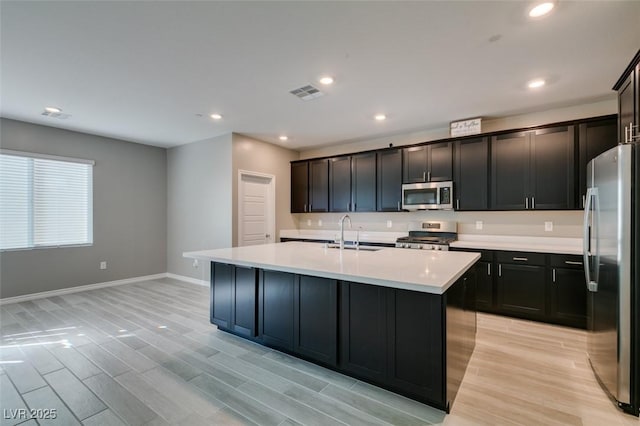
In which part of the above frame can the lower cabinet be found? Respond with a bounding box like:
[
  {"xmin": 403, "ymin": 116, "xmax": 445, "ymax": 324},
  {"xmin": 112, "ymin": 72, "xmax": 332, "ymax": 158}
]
[
  {"xmin": 496, "ymin": 252, "xmax": 547, "ymax": 321},
  {"xmin": 210, "ymin": 261, "xmax": 476, "ymax": 411},
  {"xmin": 210, "ymin": 263, "xmax": 257, "ymax": 337},
  {"xmin": 450, "ymin": 249, "xmax": 587, "ymax": 328},
  {"xmin": 549, "ymin": 255, "xmax": 587, "ymax": 328}
]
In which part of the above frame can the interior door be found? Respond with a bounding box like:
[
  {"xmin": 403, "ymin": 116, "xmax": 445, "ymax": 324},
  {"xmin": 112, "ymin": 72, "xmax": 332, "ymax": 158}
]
[{"xmin": 239, "ymin": 173, "xmax": 274, "ymax": 246}]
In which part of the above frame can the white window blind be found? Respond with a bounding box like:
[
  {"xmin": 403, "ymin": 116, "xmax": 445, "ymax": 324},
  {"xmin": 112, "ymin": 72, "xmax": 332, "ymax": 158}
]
[{"xmin": 0, "ymin": 150, "xmax": 93, "ymax": 250}]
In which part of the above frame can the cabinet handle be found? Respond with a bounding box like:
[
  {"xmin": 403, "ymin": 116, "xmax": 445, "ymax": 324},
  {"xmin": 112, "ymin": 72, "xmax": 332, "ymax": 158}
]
[
  {"xmin": 498, "ymin": 264, "xmax": 502, "ymax": 277},
  {"xmin": 625, "ymin": 125, "xmax": 629, "ymax": 144},
  {"xmin": 582, "ymin": 195, "xmax": 585, "ymax": 209},
  {"xmin": 487, "ymin": 263, "xmax": 491, "ymax": 276},
  {"xmin": 525, "ymin": 197, "xmax": 529, "ymax": 209},
  {"xmin": 532, "ymin": 197, "xmax": 535, "ymax": 209},
  {"xmin": 423, "ymin": 171, "xmax": 427, "ymax": 182},
  {"xmin": 347, "ymin": 203, "xmax": 350, "ymax": 211},
  {"xmin": 512, "ymin": 257, "xmax": 528, "ymax": 262},
  {"xmin": 304, "ymin": 203, "xmax": 307, "ymax": 212},
  {"xmin": 552, "ymin": 268, "xmax": 556, "ymax": 283},
  {"xmin": 428, "ymin": 171, "xmax": 431, "ymax": 181},
  {"xmin": 456, "ymin": 199, "xmax": 460, "ymax": 210},
  {"xmin": 397, "ymin": 201, "xmax": 401, "ymax": 211},
  {"xmin": 309, "ymin": 203, "xmax": 312, "ymax": 211},
  {"xmin": 565, "ymin": 260, "xmax": 583, "ymax": 266}
]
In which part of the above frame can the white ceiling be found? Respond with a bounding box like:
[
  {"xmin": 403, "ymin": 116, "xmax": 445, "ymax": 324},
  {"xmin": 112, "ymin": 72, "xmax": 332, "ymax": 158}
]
[{"xmin": 1, "ymin": 1, "xmax": 639, "ymax": 150}]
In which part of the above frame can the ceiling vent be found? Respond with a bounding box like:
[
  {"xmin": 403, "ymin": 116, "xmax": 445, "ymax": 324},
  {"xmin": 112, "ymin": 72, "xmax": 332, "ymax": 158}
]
[
  {"xmin": 289, "ymin": 84, "xmax": 324, "ymax": 101},
  {"xmin": 41, "ymin": 110, "xmax": 71, "ymax": 119}
]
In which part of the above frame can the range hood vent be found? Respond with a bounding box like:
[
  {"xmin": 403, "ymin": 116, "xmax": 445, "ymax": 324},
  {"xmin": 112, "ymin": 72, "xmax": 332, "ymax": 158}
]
[{"xmin": 41, "ymin": 110, "xmax": 71, "ymax": 119}]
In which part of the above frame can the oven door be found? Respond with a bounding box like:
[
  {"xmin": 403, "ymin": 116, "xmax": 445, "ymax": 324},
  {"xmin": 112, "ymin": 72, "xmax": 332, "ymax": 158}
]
[{"xmin": 402, "ymin": 182, "xmax": 441, "ymax": 210}]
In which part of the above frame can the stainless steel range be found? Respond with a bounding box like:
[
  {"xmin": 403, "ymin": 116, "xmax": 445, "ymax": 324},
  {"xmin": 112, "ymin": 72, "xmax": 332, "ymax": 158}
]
[{"xmin": 395, "ymin": 221, "xmax": 457, "ymax": 250}]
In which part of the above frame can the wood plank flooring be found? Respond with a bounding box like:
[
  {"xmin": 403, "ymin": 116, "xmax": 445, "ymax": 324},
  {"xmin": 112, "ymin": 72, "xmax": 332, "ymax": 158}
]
[{"xmin": 0, "ymin": 278, "xmax": 638, "ymax": 425}]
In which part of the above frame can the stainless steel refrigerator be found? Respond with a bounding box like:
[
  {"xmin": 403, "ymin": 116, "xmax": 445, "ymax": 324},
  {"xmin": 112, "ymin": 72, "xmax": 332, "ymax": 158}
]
[{"xmin": 584, "ymin": 143, "xmax": 639, "ymax": 416}]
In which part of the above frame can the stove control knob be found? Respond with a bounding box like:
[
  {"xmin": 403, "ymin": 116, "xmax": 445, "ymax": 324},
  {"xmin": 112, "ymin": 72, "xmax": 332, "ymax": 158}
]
[{"xmin": 437, "ymin": 246, "xmax": 442, "ymax": 250}]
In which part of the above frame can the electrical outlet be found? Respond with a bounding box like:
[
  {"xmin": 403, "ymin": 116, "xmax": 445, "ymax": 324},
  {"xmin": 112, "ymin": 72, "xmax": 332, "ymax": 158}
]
[
  {"xmin": 307, "ymin": 219, "xmax": 311, "ymax": 226},
  {"xmin": 318, "ymin": 219, "xmax": 322, "ymax": 227},
  {"xmin": 387, "ymin": 220, "xmax": 393, "ymax": 228},
  {"xmin": 100, "ymin": 261, "xmax": 107, "ymax": 270},
  {"xmin": 545, "ymin": 221, "xmax": 553, "ymax": 232},
  {"xmin": 475, "ymin": 221, "xmax": 483, "ymax": 230},
  {"xmin": 192, "ymin": 259, "xmax": 199, "ymax": 268}
]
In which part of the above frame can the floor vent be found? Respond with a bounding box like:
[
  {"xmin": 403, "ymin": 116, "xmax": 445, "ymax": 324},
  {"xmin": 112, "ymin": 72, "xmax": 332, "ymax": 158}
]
[{"xmin": 289, "ymin": 84, "xmax": 324, "ymax": 101}]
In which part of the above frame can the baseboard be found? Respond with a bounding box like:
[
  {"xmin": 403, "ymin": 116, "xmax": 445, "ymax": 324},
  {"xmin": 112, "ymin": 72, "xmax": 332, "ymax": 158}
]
[
  {"xmin": 0, "ymin": 273, "xmax": 168, "ymax": 305},
  {"xmin": 166, "ymin": 273, "xmax": 209, "ymax": 287}
]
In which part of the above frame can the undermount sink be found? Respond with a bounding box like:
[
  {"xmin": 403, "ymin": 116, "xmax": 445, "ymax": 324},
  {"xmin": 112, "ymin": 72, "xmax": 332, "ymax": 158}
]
[{"xmin": 325, "ymin": 243, "xmax": 382, "ymax": 251}]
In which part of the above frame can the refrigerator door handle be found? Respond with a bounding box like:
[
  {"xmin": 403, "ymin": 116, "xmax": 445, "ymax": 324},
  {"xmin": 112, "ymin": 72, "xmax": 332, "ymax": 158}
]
[{"xmin": 583, "ymin": 187, "xmax": 598, "ymax": 292}]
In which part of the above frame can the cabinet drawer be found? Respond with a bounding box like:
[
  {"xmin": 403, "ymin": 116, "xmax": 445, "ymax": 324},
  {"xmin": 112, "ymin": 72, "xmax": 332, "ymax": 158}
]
[
  {"xmin": 496, "ymin": 251, "xmax": 545, "ymax": 265},
  {"xmin": 550, "ymin": 254, "xmax": 584, "ymax": 269},
  {"xmin": 451, "ymin": 248, "xmax": 493, "ymax": 262}
]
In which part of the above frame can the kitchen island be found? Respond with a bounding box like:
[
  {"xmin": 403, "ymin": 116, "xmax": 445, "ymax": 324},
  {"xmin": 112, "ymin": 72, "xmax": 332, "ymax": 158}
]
[{"xmin": 184, "ymin": 242, "xmax": 480, "ymax": 412}]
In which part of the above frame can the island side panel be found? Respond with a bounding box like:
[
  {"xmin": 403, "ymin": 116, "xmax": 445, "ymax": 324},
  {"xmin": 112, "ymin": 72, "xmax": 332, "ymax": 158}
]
[{"xmin": 445, "ymin": 269, "xmax": 478, "ymax": 411}]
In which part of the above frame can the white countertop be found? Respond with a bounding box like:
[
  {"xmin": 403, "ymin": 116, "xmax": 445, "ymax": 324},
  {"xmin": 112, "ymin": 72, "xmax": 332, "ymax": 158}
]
[
  {"xmin": 279, "ymin": 229, "xmax": 405, "ymax": 245},
  {"xmin": 450, "ymin": 235, "xmax": 583, "ymax": 255},
  {"xmin": 184, "ymin": 242, "xmax": 480, "ymax": 295}
]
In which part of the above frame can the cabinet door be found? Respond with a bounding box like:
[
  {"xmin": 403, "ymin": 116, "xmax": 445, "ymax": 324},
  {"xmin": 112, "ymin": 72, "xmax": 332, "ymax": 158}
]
[
  {"xmin": 403, "ymin": 146, "xmax": 428, "ymax": 183},
  {"xmin": 329, "ymin": 156, "xmax": 352, "ymax": 212},
  {"xmin": 491, "ymin": 132, "xmax": 529, "ymax": 210},
  {"xmin": 259, "ymin": 270, "xmax": 294, "ymax": 351},
  {"xmin": 454, "ymin": 137, "xmax": 488, "ymax": 210},
  {"xmin": 351, "ymin": 152, "xmax": 376, "ymax": 212},
  {"xmin": 340, "ymin": 282, "xmax": 387, "ymax": 383},
  {"xmin": 475, "ymin": 260, "xmax": 494, "ymax": 312},
  {"xmin": 530, "ymin": 126, "xmax": 575, "ymax": 210},
  {"xmin": 618, "ymin": 71, "xmax": 635, "ymax": 144},
  {"xmin": 578, "ymin": 118, "xmax": 617, "ymax": 208},
  {"xmin": 309, "ymin": 159, "xmax": 329, "ymax": 212},
  {"xmin": 497, "ymin": 262, "xmax": 546, "ymax": 320},
  {"xmin": 387, "ymin": 289, "xmax": 443, "ymax": 405},
  {"xmin": 211, "ymin": 263, "xmax": 233, "ymax": 329},
  {"xmin": 294, "ymin": 276, "xmax": 337, "ymax": 366},
  {"xmin": 550, "ymin": 264, "xmax": 587, "ymax": 328},
  {"xmin": 377, "ymin": 149, "xmax": 402, "ymax": 211},
  {"xmin": 290, "ymin": 162, "xmax": 309, "ymax": 213},
  {"xmin": 428, "ymin": 142, "xmax": 453, "ymax": 182},
  {"xmin": 232, "ymin": 266, "xmax": 257, "ymax": 337}
]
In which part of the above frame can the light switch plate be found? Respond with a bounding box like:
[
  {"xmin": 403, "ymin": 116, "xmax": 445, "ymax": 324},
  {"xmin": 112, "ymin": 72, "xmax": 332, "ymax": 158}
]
[
  {"xmin": 100, "ymin": 261, "xmax": 107, "ymax": 270},
  {"xmin": 387, "ymin": 220, "xmax": 393, "ymax": 228},
  {"xmin": 545, "ymin": 221, "xmax": 553, "ymax": 232},
  {"xmin": 475, "ymin": 221, "xmax": 483, "ymax": 230}
]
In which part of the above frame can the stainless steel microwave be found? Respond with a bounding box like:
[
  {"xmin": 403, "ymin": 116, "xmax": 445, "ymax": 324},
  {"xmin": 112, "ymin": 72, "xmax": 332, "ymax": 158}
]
[{"xmin": 402, "ymin": 181, "xmax": 454, "ymax": 210}]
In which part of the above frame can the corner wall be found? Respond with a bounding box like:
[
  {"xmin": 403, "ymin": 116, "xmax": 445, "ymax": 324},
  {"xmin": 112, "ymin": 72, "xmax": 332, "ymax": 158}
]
[
  {"xmin": 166, "ymin": 133, "xmax": 233, "ymax": 281},
  {"xmin": 232, "ymin": 134, "xmax": 299, "ymax": 247},
  {"xmin": 0, "ymin": 118, "xmax": 167, "ymax": 298}
]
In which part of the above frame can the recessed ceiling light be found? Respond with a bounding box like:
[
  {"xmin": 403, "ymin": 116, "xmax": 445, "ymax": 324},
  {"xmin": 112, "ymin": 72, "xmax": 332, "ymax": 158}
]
[
  {"xmin": 44, "ymin": 106, "xmax": 62, "ymax": 113},
  {"xmin": 279, "ymin": 135, "xmax": 288, "ymax": 141},
  {"xmin": 374, "ymin": 114, "xmax": 387, "ymax": 121},
  {"xmin": 527, "ymin": 78, "xmax": 546, "ymax": 89},
  {"xmin": 210, "ymin": 113, "xmax": 222, "ymax": 120},
  {"xmin": 529, "ymin": 2, "xmax": 555, "ymax": 18},
  {"xmin": 319, "ymin": 76, "xmax": 334, "ymax": 85}
]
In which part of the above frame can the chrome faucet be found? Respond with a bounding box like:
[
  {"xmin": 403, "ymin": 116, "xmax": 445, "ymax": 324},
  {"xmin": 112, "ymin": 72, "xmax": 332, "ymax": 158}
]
[{"xmin": 339, "ymin": 214, "xmax": 352, "ymax": 250}]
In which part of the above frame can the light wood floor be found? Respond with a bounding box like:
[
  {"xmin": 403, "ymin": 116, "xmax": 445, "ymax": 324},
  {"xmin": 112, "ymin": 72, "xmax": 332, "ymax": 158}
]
[{"xmin": 0, "ymin": 278, "xmax": 638, "ymax": 426}]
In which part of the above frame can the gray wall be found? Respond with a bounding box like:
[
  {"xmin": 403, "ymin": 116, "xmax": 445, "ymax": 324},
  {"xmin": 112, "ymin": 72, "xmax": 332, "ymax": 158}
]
[
  {"xmin": 232, "ymin": 134, "xmax": 299, "ymax": 247},
  {"xmin": 0, "ymin": 118, "xmax": 167, "ymax": 298},
  {"xmin": 167, "ymin": 133, "xmax": 233, "ymax": 281}
]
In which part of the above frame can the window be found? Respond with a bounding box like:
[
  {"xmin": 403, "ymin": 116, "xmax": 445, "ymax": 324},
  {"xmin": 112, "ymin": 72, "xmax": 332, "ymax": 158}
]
[{"xmin": 0, "ymin": 150, "xmax": 93, "ymax": 250}]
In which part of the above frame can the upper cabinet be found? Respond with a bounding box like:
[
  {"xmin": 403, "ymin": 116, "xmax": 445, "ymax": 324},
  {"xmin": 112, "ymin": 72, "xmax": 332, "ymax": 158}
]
[
  {"xmin": 491, "ymin": 126, "xmax": 574, "ymax": 210},
  {"xmin": 309, "ymin": 159, "xmax": 329, "ymax": 212},
  {"xmin": 328, "ymin": 153, "xmax": 377, "ymax": 212},
  {"xmin": 613, "ymin": 49, "xmax": 640, "ymax": 144},
  {"xmin": 290, "ymin": 161, "xmax": 309, "ymax": 213},
  {"xmin": 377, "ymin": 148, "xmax": 403, "ymax": 212},
  {"xmin": 454, "ymin": 137, "xmax": 489, "ymax": 211},
  {"xmin": 402, "ymin": 142, "xmax": 452, "ymax": 183},
  {"xmin": 578, "ymin": 117, "xmax": 617, "ymax": 208}
]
